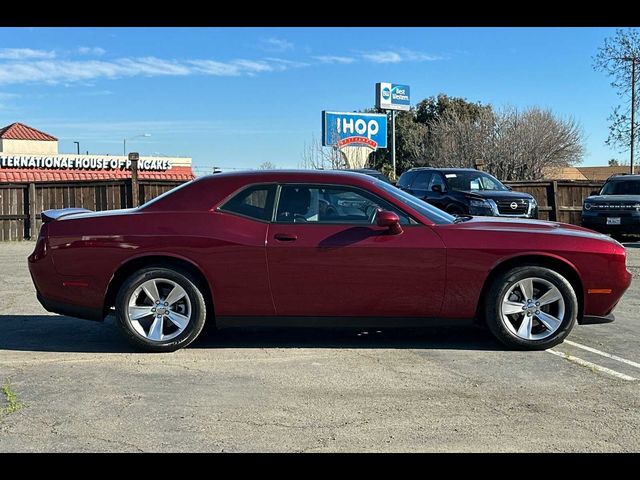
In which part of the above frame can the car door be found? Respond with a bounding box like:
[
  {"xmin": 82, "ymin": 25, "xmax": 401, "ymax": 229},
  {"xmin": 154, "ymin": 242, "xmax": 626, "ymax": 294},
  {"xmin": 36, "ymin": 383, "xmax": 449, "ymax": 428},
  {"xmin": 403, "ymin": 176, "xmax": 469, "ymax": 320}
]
[
  {"xmin": 265, "ymin": 183, "xmax": 446, "ymax": 317},
  {"xmin": 211, "ymin": 184, "xmax": 277, "ymax": 316},
  {"xmin": 407, "ymin": 170, "xmax": 431, "ymax": 201},
  {"xmin": 423, "ymin": 172, "xmax": 449, "ymax": 210}
]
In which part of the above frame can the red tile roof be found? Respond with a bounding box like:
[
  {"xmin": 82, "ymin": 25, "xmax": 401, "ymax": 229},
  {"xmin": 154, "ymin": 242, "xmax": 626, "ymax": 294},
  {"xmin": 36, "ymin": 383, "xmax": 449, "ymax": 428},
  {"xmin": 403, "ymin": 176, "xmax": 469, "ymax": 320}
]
[
  {"xmin": 0, "ymin": 166, "xmax": 195, "ymax": 183},
  {"xmin": 0, "ymin": 122, "xmax": 58, "ymax": 141}
]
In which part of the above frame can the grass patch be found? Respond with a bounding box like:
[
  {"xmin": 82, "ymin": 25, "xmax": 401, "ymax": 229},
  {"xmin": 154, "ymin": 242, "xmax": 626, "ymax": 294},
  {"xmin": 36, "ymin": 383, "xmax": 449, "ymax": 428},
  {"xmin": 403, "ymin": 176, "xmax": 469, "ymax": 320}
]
[{"xmin": 1, "ymin": 381, "xmax": 24, "ymax": 416}]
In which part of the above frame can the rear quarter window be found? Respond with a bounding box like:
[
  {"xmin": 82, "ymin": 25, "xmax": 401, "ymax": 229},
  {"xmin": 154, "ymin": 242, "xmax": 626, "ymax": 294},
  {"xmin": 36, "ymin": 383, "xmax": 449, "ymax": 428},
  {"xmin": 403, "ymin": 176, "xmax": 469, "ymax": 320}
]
[{"xmin": 218, "ymin": 184, "xmax": 276, "ymax": 221}]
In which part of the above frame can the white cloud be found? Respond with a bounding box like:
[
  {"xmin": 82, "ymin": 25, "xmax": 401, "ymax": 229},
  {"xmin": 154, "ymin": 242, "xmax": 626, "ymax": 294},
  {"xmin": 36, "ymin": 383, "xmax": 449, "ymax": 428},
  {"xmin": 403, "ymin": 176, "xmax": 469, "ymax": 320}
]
[
  {"xmin": 0, "ymin": 48, "xmax": 56, "ymax": 60},
  {"xmin": 314, "ymin": 55, "xmax": 356, "ymax": 64},
  {"xmin": 0, "ymin": 47, "xmax": 439, "ymax": 86},
  {"xmin": 189, "ymin": 60, "xmax": 244, "ymax": 76},
  {"xmin": 360, "ymin": 49, "xmax": 440, "ymax": 64},
  {"xmin": 362, "ymin": 51, "xmax": 403, "ymax": 63},
  {"xmin": 77, "ymin": 46, "xmax": 106, "ymax": 56},
  {"xmin": 0, "ymin": 56, "xmax": 307, "ymax": 85},
  {"xmin": 259, "ymin": 37, "xmax": 294, "ymax": 52}
]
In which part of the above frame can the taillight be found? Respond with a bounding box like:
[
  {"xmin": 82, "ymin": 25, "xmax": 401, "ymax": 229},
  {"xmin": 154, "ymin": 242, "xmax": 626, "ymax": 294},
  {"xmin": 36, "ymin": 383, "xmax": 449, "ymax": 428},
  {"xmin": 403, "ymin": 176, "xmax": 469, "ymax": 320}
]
[{"xmin": 29, "ymin": 224, "xmax": 48, "ymax": 261}]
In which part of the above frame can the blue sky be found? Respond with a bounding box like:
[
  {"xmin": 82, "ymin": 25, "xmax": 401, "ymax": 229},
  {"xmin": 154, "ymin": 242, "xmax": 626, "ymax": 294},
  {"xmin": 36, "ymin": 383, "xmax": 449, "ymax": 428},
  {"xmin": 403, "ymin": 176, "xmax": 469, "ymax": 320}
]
[{"xmin": 0, "ymin": 27, "xmax": 628, "ymax": 173}]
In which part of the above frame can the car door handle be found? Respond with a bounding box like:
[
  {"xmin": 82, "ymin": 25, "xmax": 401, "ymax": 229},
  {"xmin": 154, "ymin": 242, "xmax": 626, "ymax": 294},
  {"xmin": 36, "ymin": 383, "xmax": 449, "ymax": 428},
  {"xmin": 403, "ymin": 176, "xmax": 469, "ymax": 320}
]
[{"xmin": 274, "ymin": 233, "xmax": 298, "ymax": 242}]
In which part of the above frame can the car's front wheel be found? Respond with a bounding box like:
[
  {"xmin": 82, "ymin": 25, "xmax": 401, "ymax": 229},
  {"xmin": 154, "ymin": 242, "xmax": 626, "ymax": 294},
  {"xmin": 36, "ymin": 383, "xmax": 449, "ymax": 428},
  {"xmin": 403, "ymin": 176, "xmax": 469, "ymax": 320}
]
[
  {"xmin": 115, "ymin": 267, "xmax": 207, "ymax": 352},
  {"xmin": 484, "ymin": 266, "xmax": 578, "ymax": 350}
]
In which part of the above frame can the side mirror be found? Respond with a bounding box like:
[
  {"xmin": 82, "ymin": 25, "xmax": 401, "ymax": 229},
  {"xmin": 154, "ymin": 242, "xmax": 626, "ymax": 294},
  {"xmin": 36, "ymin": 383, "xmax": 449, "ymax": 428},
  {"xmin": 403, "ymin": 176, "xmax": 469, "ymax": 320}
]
[
  {"xmin": 506, "ymin": 185, "xmax": 513, "ymax": 191},
  {"xmin": 431, "ymin": 184, "xmax": 443, "ymax": 193},
  {"xmin": 376, "ymin": 210, "xmax": 403, "ymax": 235},
  {"xmin": 590, "ymin": 190, "xmax": 600, "ymax": 196}
]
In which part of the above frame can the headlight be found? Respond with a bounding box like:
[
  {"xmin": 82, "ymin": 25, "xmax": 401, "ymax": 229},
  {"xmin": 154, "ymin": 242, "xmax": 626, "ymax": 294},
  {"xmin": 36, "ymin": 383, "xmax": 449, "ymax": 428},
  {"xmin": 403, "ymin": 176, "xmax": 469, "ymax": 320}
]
[
  {"xmin": 584, "ymin": 202, "xmax": 593, "ymax": 211},
  {"xmin": 469, "ymin": 199, "xmax": 490, "ymax": 208},
  {"xmin": 529, "ymin": 197, "xmax": 537, "ymax": 206}
]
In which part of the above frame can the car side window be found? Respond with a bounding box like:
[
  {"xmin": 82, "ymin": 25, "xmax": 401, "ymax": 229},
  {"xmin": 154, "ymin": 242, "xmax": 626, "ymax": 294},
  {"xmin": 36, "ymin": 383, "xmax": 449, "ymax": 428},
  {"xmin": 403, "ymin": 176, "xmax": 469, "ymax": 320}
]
[
  {"xmin": 397, "ymin": 171, "xmax": 415, "ymax": 189},
  {"xmin": 428, "ymin": 173, "xmax": 447, "ymax": 192},
  {"xmin": 411, "ymin": 171, "xmax": 431, "ymax": 191},
  {"xmin": 276, "ymin": 185, "xmax": 411, "ymax": 225},
  {"xmin": 219, "ymin": 184, "xmax": 276, "ymax": 221},
  {"xmin": 480, "ymin": 176, "xmax": 501, "ymax": 190}
]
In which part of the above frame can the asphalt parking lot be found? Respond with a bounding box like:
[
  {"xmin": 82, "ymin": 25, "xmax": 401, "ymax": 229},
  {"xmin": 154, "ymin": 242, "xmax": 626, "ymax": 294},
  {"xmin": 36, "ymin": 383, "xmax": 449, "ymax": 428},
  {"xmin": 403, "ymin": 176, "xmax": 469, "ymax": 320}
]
[{"xmin": 1, "ymin": 241, "xmax": 639, "ymax": 452}]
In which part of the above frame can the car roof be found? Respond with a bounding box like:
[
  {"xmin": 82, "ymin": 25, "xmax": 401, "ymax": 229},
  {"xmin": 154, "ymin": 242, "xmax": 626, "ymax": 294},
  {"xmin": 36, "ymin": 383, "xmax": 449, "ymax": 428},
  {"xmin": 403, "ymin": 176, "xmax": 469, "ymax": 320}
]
[
  {"xmin": 143, "ymin": 169, "xmax": 385, "ymax": 213},
  {"xmin": 201, "ymin": 169, "xmax": 380, "ymax": 183},
  {"xmin": 404, "ymin": 167, "xmax": 482, "ymax": 173},
  {"xmin": 607, "ymin": 174, "xmax": 640, "ymax": 181}
]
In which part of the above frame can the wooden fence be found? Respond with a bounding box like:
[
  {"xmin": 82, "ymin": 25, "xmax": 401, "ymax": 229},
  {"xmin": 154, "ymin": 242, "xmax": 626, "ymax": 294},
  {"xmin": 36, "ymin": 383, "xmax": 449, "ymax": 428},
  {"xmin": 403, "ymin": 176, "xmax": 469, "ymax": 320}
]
[
  {"xmin": 0, "ymin": 178, "xmax": 605, "ymax": 241},
  {"xmin": 0, "ymin": 179, "xmax": 184, "ymax": 241},
  {"xmin": 504, "ymin": 180, "xmax": 603, "ymax": 225}
]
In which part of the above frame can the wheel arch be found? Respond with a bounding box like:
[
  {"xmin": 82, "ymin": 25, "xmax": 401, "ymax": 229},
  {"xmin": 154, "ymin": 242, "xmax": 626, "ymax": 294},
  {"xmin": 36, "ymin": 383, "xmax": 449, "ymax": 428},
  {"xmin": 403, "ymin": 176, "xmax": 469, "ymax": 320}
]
[
  {"xmin": 476, "ymin": 253, "xmax": 584, "ymax": 323},
  {"xmin": 104, "ymin": 254, "xmax": 214, "ymax": 320}
]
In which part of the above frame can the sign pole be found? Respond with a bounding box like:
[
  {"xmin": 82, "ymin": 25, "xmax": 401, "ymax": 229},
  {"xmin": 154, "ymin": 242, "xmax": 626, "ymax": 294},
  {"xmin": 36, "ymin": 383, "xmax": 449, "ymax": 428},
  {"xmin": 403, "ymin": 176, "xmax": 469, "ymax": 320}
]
[
  {"xmin": 390, "ymin": 110, "xmax": 396, "ymax": 181},
  {"xmin": 129, "ymin": 152, "xmax": 140, "ymax": 208}
]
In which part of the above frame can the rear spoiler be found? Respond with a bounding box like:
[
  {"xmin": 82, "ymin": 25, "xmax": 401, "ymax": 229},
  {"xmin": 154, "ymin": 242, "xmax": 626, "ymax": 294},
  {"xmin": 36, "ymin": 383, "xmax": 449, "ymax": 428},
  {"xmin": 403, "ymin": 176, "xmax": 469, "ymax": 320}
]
[{"xmin": 41, "ymin": 208, "xmax": 93, "ymax": 223}]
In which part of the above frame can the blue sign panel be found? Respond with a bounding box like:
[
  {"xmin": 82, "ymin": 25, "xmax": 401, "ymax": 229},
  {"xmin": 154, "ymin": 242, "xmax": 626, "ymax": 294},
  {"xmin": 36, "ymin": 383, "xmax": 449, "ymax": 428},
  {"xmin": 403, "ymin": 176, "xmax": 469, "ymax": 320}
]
[
  {"xmin": 322, "ymin": 111, "xmax": 388, "ymax": 149},
  {"xmin": 376, "ymin": 82, "xmax": 410, "ymax": 111}
]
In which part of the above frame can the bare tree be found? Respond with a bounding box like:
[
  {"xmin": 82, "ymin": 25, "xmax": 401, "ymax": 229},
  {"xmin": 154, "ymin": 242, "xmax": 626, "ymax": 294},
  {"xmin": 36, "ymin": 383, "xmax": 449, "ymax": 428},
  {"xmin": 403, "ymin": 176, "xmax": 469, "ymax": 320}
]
[
  {"xmin": 593, "ymin": 28, "xmax": 640, "ymax": 156},
  {"xmin": 258, "ymin": 161, "xmax": 277, "ymax": 170},
  {"xmin": 299, "ymin": 134, "xmax": 346, "ymax": 170},
  {"xmin": 426, "ymin": 106, "xmax": 584, "ymax": 181}
]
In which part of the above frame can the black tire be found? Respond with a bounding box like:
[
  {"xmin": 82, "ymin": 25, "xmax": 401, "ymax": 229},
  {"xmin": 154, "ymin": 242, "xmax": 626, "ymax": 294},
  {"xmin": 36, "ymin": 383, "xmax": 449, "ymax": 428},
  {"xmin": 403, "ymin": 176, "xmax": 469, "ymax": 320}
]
[
  {"xmin": 484, "ymin": 266, "xmax": 578, "ymax": 350},
  {"xmin": 115, "ymin": 267, "xmax": 207, "ymax": 352}
]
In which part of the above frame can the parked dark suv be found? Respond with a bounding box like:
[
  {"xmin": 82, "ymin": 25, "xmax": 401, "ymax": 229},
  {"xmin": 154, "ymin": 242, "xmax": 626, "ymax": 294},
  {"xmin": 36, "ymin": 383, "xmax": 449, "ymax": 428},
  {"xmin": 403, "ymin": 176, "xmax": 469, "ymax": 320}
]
[
  {"xmin": 582, "ymin": 174, "xmax": 640, "ymax": 239},
  {"xmin": 397, "ymin": 167, "xmax": 538, "ymax": 218}
]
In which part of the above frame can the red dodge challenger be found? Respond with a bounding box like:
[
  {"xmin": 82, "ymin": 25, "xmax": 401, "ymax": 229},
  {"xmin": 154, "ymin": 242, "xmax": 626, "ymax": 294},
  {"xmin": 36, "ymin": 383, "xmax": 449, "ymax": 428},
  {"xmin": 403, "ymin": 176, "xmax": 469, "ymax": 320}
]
[{"xmin": 28, "ymin": 170, "xmax": 632, "ymax": 352}]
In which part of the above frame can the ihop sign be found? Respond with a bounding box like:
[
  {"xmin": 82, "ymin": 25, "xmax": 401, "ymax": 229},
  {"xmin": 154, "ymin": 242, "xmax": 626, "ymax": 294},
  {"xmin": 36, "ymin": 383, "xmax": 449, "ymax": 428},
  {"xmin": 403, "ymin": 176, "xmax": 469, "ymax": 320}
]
[{"xmin": 322, "ymin": 111, "xmax": 388, "ymax": 149}]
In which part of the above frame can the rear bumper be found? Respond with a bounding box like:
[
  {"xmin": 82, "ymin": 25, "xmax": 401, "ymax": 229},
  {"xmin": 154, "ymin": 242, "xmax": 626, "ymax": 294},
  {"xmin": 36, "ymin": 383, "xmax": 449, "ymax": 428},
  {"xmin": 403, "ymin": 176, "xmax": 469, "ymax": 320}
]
[
  {"xmin": 579, "ymin": 313, "xmax": 615, "ymax": 325},
  {"xmin": 37, "ymin": 292, "xmax": 104, "ymax": 322}
]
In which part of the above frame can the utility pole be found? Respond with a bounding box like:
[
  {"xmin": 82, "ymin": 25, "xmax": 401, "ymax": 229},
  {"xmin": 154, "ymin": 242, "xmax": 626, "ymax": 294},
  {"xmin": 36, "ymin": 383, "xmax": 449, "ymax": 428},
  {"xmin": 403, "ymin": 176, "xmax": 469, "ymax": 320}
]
[
  {"xmin": 620, "ymin": 56, "xmax": 638, "ymax": 174},
  {"xmin": 390, "ymin": 110, "xmax": 397, "ymax": 181},
  {"xmin": 631, "ymin": 57, "xmax": 637, "ymax": 174}
]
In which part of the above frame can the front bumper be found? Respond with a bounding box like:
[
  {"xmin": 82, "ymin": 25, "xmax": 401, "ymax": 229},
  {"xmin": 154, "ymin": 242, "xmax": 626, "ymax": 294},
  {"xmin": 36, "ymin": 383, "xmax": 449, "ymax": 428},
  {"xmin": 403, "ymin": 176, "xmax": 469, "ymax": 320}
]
[
  {"xmin": 581, "ymin": 214, "xmax": 640, "ymax": 234},
  {"xmin": 579, "ymin": 313, "xmax": 615, "ymax": 325}
]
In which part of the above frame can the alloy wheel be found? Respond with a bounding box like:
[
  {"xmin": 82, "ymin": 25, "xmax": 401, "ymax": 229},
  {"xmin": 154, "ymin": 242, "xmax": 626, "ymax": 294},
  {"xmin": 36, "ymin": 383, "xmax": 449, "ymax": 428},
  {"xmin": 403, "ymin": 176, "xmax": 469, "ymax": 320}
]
[
  {"xmin": 127, "ymin": 278, "xmax": 192, "ymax": 342},
  {"xmin": 500, "ymin": 277, "xmax": 565, "ymax": 341}
]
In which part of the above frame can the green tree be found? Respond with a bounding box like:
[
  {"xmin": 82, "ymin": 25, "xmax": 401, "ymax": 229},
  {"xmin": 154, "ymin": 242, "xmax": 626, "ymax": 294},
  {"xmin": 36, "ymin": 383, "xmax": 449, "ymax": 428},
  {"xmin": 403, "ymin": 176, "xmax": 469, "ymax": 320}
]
[
  {"xmin": 415, "ymin": 94, "xmax": 492, "ymax": 125},
  {"xmin": 369, "ymin": 94, "xmax": 492, "ymax": 175}
]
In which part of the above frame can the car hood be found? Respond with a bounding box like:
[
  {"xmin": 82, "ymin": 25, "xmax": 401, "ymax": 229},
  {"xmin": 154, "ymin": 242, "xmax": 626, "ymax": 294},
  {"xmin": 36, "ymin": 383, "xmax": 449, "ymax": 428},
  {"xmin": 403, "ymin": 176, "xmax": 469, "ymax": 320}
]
[
  {"xmin": 451, "ymin": 216, "xmax": 617, "ymax": 242},
  {"xmin": 587, "ymin": 195, "xmax": 640, "ymax": 203},
  {"xmin": 459, "ymin": 190, "xmax": 533, "ymax": 200}
]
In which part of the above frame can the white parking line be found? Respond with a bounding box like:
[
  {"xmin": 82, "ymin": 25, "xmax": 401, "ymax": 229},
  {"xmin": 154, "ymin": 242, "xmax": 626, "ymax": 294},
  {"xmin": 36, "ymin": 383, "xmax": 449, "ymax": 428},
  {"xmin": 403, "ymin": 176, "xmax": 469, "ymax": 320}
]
[
  {"xmin": 547, "ymin": 349, "xmax": 637, "ymax": 381},
  {"xmin": 563, "ymin": 340, "xmax": 640, "ymax": 370},
  {"xmin": 564, "ymin": 340, "xmax": 640, "ymax": 368}
]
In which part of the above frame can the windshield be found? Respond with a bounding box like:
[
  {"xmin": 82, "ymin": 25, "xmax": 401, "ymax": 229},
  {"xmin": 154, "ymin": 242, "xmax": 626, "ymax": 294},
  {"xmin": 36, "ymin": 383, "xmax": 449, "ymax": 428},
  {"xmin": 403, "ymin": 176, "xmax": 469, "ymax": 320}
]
[
  {"xmin": 444, "ymin": 171, "xmax": 507, "ymax": 192},
  {"xmin": 375, "ymin": 180, "xmax": 455, "ymax": 224},
  {"xmin": 600, "ymin": 180, "xmax": 640, "ymax": 195}
]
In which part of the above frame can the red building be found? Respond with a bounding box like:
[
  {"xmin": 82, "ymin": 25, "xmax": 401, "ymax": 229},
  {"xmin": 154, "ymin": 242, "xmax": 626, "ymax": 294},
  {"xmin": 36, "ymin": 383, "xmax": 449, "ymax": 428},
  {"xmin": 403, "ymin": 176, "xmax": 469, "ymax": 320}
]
[{"xmin": 0, "ymin": 122, "xmax": 194, "ymax": 183}]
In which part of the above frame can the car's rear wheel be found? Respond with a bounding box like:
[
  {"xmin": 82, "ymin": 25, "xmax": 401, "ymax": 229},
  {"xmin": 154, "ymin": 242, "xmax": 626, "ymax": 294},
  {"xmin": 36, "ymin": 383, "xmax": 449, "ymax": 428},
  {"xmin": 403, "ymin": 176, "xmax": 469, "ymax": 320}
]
[
  {"xmin": 115, "ymin": 267, "xmax": 207, "ymax": 352},
  {"xmin": 484, "ymin": 266, "xmax": 577, "ymax": 350}
]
